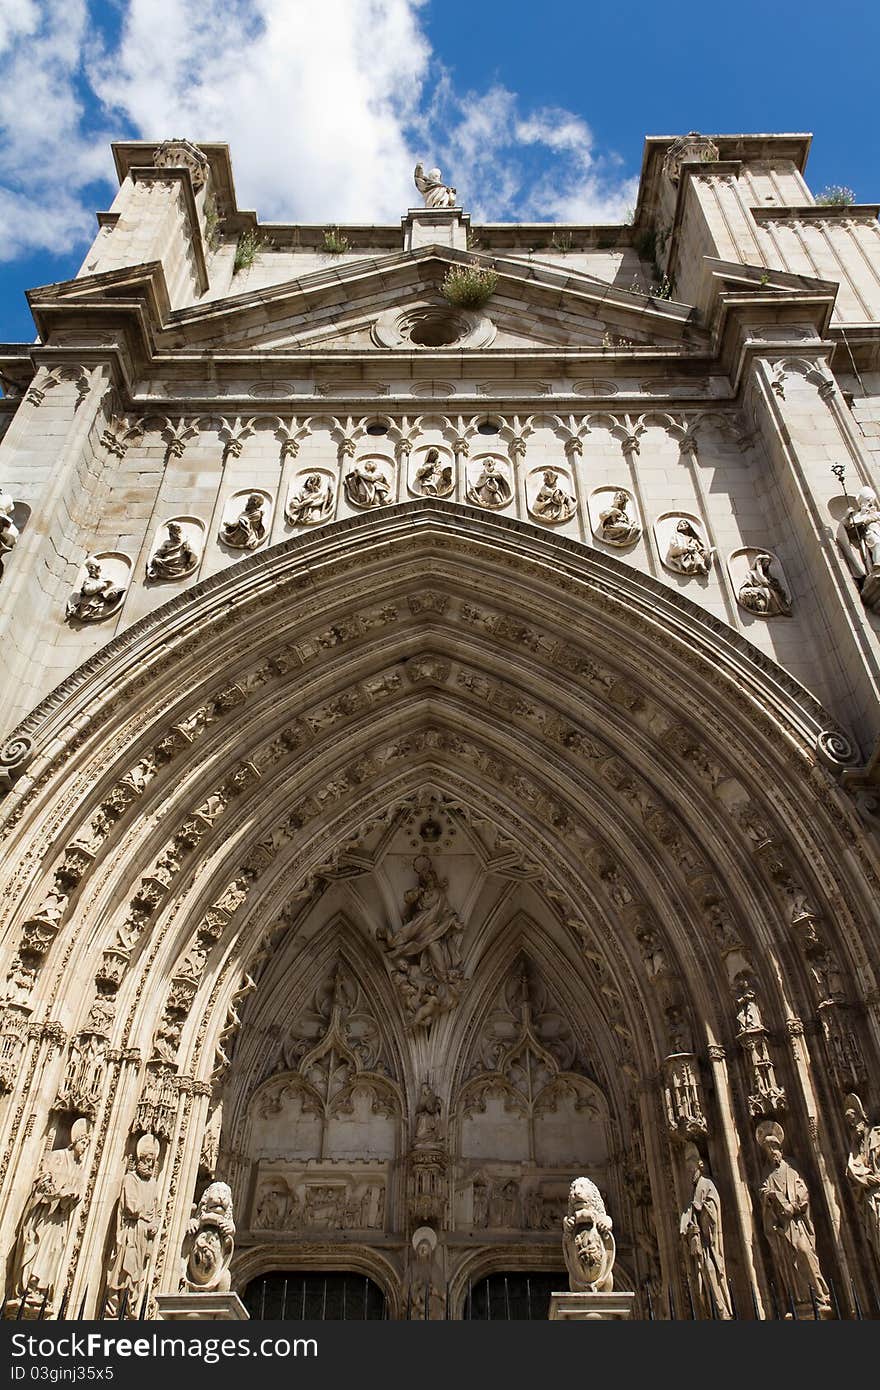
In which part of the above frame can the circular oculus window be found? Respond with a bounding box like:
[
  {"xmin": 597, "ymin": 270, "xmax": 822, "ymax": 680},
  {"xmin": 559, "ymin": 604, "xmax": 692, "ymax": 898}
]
[{"xmin": 371, "ymin": 304, "xmax": 496, "ymax": 350}]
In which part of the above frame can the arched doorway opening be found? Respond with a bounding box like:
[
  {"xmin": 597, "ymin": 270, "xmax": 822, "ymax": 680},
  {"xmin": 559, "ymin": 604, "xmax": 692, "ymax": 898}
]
[{"xmin": 242, "ymin": 1270, "xmax": 387, "ymax": 1320}]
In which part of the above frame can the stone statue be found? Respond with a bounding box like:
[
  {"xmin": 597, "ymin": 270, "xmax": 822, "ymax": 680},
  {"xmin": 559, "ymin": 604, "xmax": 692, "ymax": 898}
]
[
  {"xmin": 0, "ymin": 486, "xmax": 19, "ymax": 574},
  {"xmin": 466, "ymin": 458, "xmax": 512, "ymax": 509},
  {"xmin": 220, "ymin": 493, "xmax": 267, "ymax": 549},
  {"xmin": 737, "ymin": 553, "xmax": 791, "ymax": 617},
  {"xmin": 183, "ymin": 1181, "xmax": 235, "ymax": 1293},
  {"xmin": 66, "ymin": 557, "xmax": 126, "ymax": 622},
  {"xmin": 839, "ymin": 486, "xmax": 880, "ymax": 611},
  {"xmin": 10, "ymin": 1119, "xmax": 90, "ymax": 1313},
  {"xmin": 344, "ymin": 459, "xmax": 392, "ymax": 509},
  {"xmin": 378, "ymin": 855, "xmax": 464, "ymax": 1027},
  {"xmin": 843, "ymin": 1093, "xmax": 880, "ymax": 1272},
  {"xmin": 679, "ymin": 1146, "xmax": 732, "ymax": 1318},
  {"xmin": 405, "ymin": 1225, "xmax": 446, "ymax": 1318},
  {"xmin": 413, "ymin": 163, "xmax": 456, "ymax": 210},
  {"xmin": 562, "ymin": 1177, "xmax": 615, "ymax": 1293},
  {"xmin": 755, "ymin": 1120, "xmax": 832, "ymax": 1316},
  {"xmin": 414, "ymin": 449, "xmax": 454, "ymax": 497},
  {"xmin": 105, "ymin": 1133, "xmax": 160, "ymax": 1317},
  {"xmin": 286, "ymin": 472, "xmax": 334, "ymax": 525},
  {"xmin": 414, "ymin": 1081, "xmax": 443, "ymax": 1147},
  {"xmin": 597, "ymin": 490, "xmax": 640, "ymax": 545},
  {"xmin": 146, "ymin": 522, "xmax": 198, "ymax": 580},
  {"xmin": 531, "ymin": 469, "xmax": 576, "ymax": 523},
  {"xmin": 665, "ymin": 518, "xmax": 712, "ymax": 575}
]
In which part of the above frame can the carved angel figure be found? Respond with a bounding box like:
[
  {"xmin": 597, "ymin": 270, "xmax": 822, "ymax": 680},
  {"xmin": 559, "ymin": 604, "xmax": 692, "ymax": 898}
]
[
  {"xmin": 105, "ymin": 1133, "xmax": 160, "ymax": 1318},
  {"xmin": 679, "ymin": 1146, "xmax": 732, "ymax": 1317},
  {"xmin": 531, "ymin": 469, "xmax": 576, "ymax": 523},
  {"xmin": 839, "ymin": 487, "xmax": 880, "ymax": 611},
  {"xmin": 146, "ymin": 521, "xmax": 198, "ymax": 580},
  {"xmin": 466, "ymin": 458, "xmax": 512, "ymax": 509},
  {"xmin": 66, "ymin": 557, "xmax": 126, "ymax": 622},
  {"xmin": 414, "ymin": 448, "xmax": 454, "ymax": 497},
  {"xmin": 413, "ymin": 163, "xmax": 457, "ymax": 210},
  {"xmin": 220, "ymin": 493, "xmax": 267, "ymax": 549},
  {"xmin": 597, "ymin": 490, "xmax": 640, "ymax": 546},
  {"xmin": 562, "ymin": 1177, "xmax": 615, "ymax": 1293},
  {"xmin": 665, "ymin": 518, "xmax": 713, "ymax": 575},
  {"xmin": 183, "ymin": 1181, "xmax": 235, "ymax": 1293},
  {"xmin": 10, "ymin": 1119, "xmax": 90, "ymax": 1313},
  {"xmin": 843, "ymin": 1094, "xmax": 880, "ymax": 1273},
  {"xmin": 344, "ymin": 459, "xmax": 392, "ymax": 509},
  {"xmin": 737, "ymin": 553, "xmax": 791, "ymax": 617},
  {"xmin": 286, "ymin": 471, "xmax": 334, "ymax": 525},
  {"xmin": 756, "ymin": 1121, "xmax": 832, "ymax": 1317}
]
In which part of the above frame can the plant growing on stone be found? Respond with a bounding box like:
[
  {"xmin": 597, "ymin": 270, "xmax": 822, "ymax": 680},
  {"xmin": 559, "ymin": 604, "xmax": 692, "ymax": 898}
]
[
  {"xmin": 322, "ymin": 227, "xmax": 350, "ymax": 255},
  {"xmin": 440, "ymin": 263, "xmax": 497, "ymax": 309},
  {"xmin": 815, "ymin": 185, "xmax": 855, "ymax": 207},
  {"xmin": 233, "ymin": 228, "xmax": 264, "ymax": 274},
  {"xmin": 203, "ymin": 197, "xmax": 221, "ymax": 253},
  {"xmin": 550, "ymin": 230, "xmax": 574, "ymax": 252}
]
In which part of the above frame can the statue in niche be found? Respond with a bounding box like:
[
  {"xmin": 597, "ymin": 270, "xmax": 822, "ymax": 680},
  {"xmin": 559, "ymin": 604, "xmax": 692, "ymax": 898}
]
[
  {"xmin": 104, "ymin": 1134, "xmax": 160, "ymax": 1318},
  {"xmin": 183, "ymin": 1181, "xmax": 235, "ymax": 1293},
  {"xmin": 413, "ymin": 1080, "xmax": 443, "ymax": 1147},
  {"xmin": 286, "ymin": 472, "xmax": 334, "ymax": 525},
  {"xmin": 467, "ymin": 458, "xmax": 512, "ymax": 509},
  {"xmin": 843, "ymin": 1094, "xmax": 880, "ymax": 1272},
  {"xmin": 755, "ymin": 1121, "xmax": 832, "ymax": 1317},
  {"xmin": 10, "ymin": 1119, "xmax": 90, "ymax": 1313},
  {"xmin": 597, "ymin": 489, "xmax": 640, "ymax": 545},
  {"xmin": 737, "ymin": 552, "xmax": 792, "ymax": 617},
  {"xmin": 413, "ymin": 163, "xmax": 457, "ymax": 210},
  {"xmin": 378, "ymin": 855, "xmax": 464, "ymax": 1027},
  {"xmin": 562, "ymin": 1177, "xmax": 615, "ymax": 1293},
  {"xmin": 66, "ymin": 557, "xmax": 126, "ymax": 622},
  {"xmin": 405, "ymin": 1226, "xmax": 446, "ymax": 1318},
  {"xmin": 220, "ymin": 493, "xmax": 267, "ymax": 550},
  {"xmin": 472, "ymin": 1178, "xmax": 489, "ymax": 1229},
  {"xmin": 344, "ymin": 459, "xmax": 392, "ymax": 509},
  {"xmin": 839, "ymin": 486, "xmax": 880, "ymax": 611},
  {"xmin": 531, "ymin": 469, "xmax": 576, "ymax": 523},
  {"xmin": 253, "ymin": 1183, "xmax": 289, "ymax": 1230},
  {"xmin": 679, "ymin": 1146, "xmax": 732, "ymax": 1318},
  {"xmin": 0, "ymin": 486, "xmax": 19, "ymax": 575},
  {"xmin": 146, "ymin": 521, "xmax": 199, "ymax": 580},
  {"xmin": 414, "ymin": 448, "xmax": 454, "ymax": 497},
  {"xmin": 665, "ymin": 518, "xmax": 713, "ymax": 575}
]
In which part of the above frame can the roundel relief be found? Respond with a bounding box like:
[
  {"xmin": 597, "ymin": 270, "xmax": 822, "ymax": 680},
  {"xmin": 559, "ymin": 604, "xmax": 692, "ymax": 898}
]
[{"xmin": 466, "ymin": 456, "xmax": 513, "ymax": 510}]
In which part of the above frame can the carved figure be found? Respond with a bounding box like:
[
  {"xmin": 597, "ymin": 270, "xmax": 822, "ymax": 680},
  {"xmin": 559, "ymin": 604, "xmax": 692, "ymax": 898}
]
[
  {"xmin": 344, "ymin": 459, "xmax": 392, "ymax": 509},
  {"xmin": 414, "ymin": 1080, "xmax": 443, "ymax": 1147},
  {"xmin": 414, "ymin": 449, "xmax": 454, "ymax": 497},
  {"xmin": 378, "ymin": 856, "xmax": 464, "ymax": 1027},
  {"xmin": 183, "ymin": 1181, "xmax": 235, "ymax": 1293},
  {"xmin": 254, "ymin": 1184, "xmax": 288, "ymax": 1230},
  {"xmin": 562, "ymin": 1176, "xmax": 615, "ymax": 1293},
  {"xmin": 840, "ymin": 487, "xmax": 880, "ymax": 610},
  {"xmin": 756, "ymin": 1121, "xmax": 832, "ymax": 1316},
  {"xmin": 10, "ymin": 1120, "xmax": 90, "ymax": 1313},
  {"xmin": 843, "ymin": 1094, "xmax": 880, "ymax": 1272},
  {"xmin": 406, "ymin": 1226, "xmax": 446, "ymax": 1318},
  {"xmin": 105, "ymin": 1134, "xmax": 160, "ymax": 1317},
  {"xmin": 220, "ymin": 493, "xmax": 267, "ymax": 549},
  {"xmin": 0, "ymin": 486, "xmax": 19, "ymax": 574},
  {"xmin": 467, "ymin": 459, "xmax": 512, "ymax": 509},
  {"xmin": 679, "ymin": 1146, "xmax": 732, "ymax": 1318},
  {"xmin": 286, "ymin": 472, "xmax": 333, "ymax": 525},
  {"xmin": 737, "ymin": 552, "xmax": 791, "ymax": 617},
  {"xmin": 665, "ymin": 518, "xmax": 712, "ymax": 575},
  {"xmin": 413, "ymin": 164, "xmax": 456, "ymax": 210},
  {"xmin": 597, "ymin": 490, "xmax": 640, "ymax": 545},
  {"xmin": 146, "ymin": 522, "xmax": 198, "ymax": 580},
  {"xmin": 531, "ymin": 469, "xmax": 576, "ymax": 523},
  {"xmin": 66, "ymin": 557, "xmax": 126, "ymax": 622}
]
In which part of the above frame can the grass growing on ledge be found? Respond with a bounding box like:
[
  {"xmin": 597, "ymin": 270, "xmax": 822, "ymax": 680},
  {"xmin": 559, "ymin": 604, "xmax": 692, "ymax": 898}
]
[
  {"xmin": 322, "ymin": 227, "xmax": 350, "ymax": 255},
  {"xmin": 440, "ymin": 263, "xmax": 497, "ymax": 309},
  {"xmin": 815, "ymin": 185, "xmax": 856, "ymax": 206},
  {"xmin": 233, "ymin": 228, "xmax": 264, "ymax": 274}
]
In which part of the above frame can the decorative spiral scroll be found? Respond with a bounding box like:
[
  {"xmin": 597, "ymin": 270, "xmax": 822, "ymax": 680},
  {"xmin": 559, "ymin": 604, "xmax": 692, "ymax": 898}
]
[
  {"xmin": 816, "ymin": 729, "xmax": 857, "ymax": 768},
  {"xmin": 0, "ymin": 733, "xmax": 34, "ymax": 774}
]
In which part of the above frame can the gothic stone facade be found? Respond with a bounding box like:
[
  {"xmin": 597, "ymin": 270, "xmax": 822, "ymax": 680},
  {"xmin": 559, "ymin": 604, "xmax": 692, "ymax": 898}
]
[{"xmin": 0, "ymin": 133, "xmax": 879, "ymax": 1319}]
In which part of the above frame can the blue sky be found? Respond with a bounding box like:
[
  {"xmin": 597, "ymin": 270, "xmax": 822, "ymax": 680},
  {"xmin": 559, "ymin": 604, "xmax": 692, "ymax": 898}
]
[{"xmin": 0, "ymin": 0, "xmax": 877, "ymax": 342}]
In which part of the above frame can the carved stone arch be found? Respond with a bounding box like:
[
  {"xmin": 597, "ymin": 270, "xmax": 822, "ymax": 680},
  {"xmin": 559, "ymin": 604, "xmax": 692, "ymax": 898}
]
[{"xmin": 230, "ymin": 1241, "xmax": 402, "ymax": 1317}]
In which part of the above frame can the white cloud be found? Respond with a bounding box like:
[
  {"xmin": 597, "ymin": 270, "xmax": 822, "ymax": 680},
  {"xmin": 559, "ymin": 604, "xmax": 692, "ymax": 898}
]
[{"xmin": 0, "ymin": 0, "xmax": 638, "ymax": 265}]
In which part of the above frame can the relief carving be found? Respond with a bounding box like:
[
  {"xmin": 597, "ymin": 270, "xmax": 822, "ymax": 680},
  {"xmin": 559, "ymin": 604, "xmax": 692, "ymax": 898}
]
[
  {"xmin": 378, "ymin": 856, "xmax": 464, "ymax": 1027},
  {"xmin": 756, "ymin": 1121, "xmax": 832, "ymax": 1317}
]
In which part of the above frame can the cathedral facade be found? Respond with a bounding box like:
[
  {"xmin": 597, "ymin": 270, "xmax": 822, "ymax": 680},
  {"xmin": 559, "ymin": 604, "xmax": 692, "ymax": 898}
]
[{"xmin": 0, "ymin": 131, "xmax": 879, "ymax": 1319}]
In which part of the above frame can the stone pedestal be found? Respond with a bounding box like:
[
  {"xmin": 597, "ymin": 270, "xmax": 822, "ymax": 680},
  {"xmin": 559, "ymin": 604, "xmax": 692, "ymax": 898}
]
[
  {"xmin": 549, "ymin": 1291, "xmax": 636, "ymax": 1320},
  {"xmin": 155, "ymin": 1292, "xmax": 249, "ymax": 1320},
  {"xmin": 402, "ymin": 208, "xmax": 470, "ymax": 252}
]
